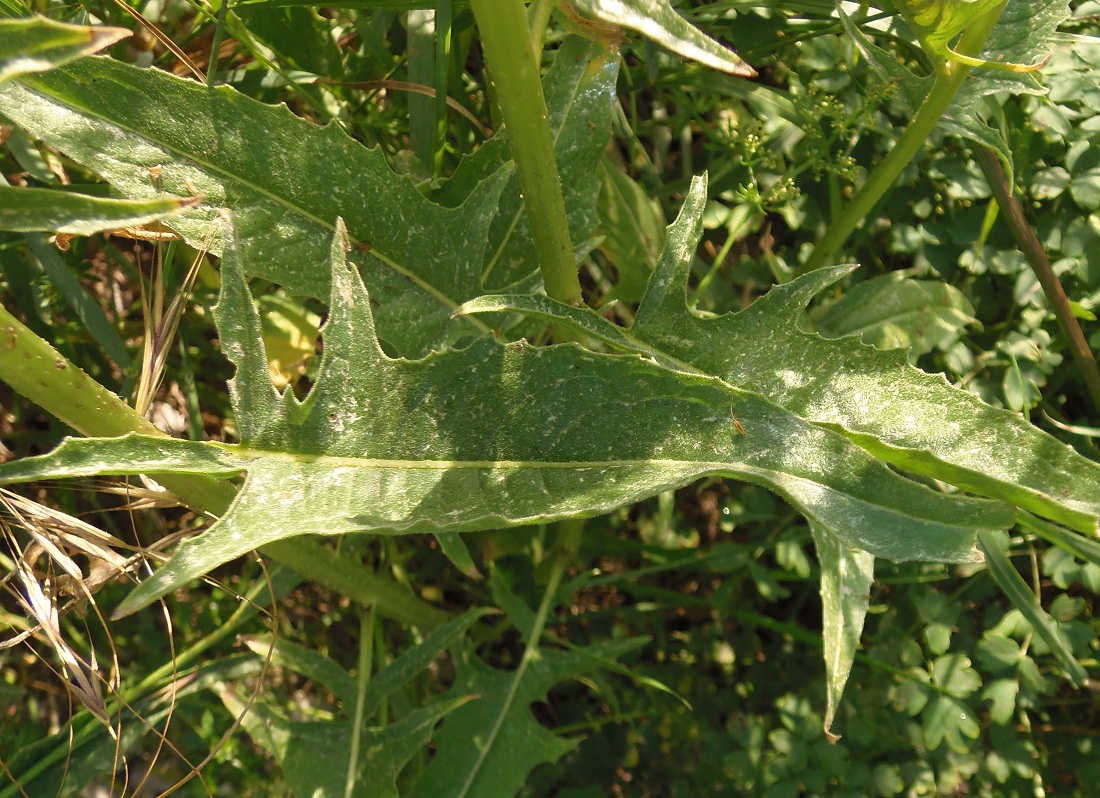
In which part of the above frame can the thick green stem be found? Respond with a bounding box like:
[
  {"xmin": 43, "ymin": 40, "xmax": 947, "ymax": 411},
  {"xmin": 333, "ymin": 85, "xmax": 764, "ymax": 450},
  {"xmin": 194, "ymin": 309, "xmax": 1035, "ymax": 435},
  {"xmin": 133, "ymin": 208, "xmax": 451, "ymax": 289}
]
[
  {"xmin": 0, "ymin": 303, "xmax": 444, "ymax": 627},
  {"xmin": 0, "ymin": 304, "xmax": 161, "ymax": 439},
  {"xmin": 470, "ymin": 0, "xmax": 581, "ymax": 307},
  {"xmin": 973, "ymin": 146, "xmax": 1100, "ymax": 415},
  {"xmin": 800, "ymin": 9, "xmax": 1004, "ymax": 275}
]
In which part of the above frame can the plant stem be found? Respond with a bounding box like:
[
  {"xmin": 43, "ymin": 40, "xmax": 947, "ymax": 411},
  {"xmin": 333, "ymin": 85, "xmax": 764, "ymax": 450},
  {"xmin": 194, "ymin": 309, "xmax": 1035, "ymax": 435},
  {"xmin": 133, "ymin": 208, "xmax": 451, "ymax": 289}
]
[
  {"xmin": 0, "ymin": 304, "xmax": 445, "ymax": 627},
  {"xmin": 800, "ymin": 7, "xmax": 1004, "ymax": 275},
  {"xmin": 527, "ymin": 0, "xmax": 554, "ymax": 52},
  {"xmin": 972, "ymin": 146, "xmax": 1100, "ymax": 415},
  {"xmin": 345, "ymin": 604, "xmax": 377, "ymax": 798},
  {"xmin": 470, "ymin": 0, "xmax": 582, "ymax": 307},
  {"xmin": 206, "ymin": 0, "xmax": 229, "ymax": 87}
]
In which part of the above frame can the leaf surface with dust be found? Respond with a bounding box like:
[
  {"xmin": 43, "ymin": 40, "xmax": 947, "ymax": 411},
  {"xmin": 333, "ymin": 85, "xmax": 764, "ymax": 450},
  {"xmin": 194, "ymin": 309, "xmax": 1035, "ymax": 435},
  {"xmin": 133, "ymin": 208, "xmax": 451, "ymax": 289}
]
[{"xmin": 0, "ymin": 212, "xmax": 1009, "ymax": 617}]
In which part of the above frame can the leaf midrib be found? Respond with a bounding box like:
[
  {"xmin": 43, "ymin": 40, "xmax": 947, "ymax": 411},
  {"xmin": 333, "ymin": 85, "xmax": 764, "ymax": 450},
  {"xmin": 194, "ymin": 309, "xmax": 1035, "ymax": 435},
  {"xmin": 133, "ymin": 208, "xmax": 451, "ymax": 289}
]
[{"xmin": 220, "ymin": 443, "xmax": 738, "ymax": 470}]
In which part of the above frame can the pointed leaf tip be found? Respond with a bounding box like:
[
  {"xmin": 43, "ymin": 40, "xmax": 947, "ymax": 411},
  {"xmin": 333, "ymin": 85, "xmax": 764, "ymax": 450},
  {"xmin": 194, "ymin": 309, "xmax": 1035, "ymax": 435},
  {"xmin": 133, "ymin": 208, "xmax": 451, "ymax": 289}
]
[
  {"xmin": 0, "ymin": 18, "xmax": 130, "ymax": 84},
  {"xmin": 567, "ymin": 0, "xmax": 756, "ymax": 77}
]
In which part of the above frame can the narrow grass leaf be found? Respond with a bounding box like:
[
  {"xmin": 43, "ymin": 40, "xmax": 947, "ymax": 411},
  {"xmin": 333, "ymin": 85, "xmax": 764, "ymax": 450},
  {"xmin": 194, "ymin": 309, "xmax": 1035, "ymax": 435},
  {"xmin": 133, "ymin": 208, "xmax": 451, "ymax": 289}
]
[
  {"xmin": 24, "ymin": 236, "xmax": 132, "ymax": 369},
  {"xmin": 243, "ymin": 635, "xmax": 359, "ymax": 706},
  {"xmin": 977, "ymin": 530, "xmax": 1089, "ymax": 687},
  {"xmin": 1017, "ymin": 511, "xmax": 1100, "ymax": 568}
]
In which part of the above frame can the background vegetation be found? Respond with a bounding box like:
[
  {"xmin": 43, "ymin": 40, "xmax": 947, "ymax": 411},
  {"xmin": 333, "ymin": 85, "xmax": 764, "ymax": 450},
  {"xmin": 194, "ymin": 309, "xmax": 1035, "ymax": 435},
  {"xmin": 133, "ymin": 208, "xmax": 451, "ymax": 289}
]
[{"xmin": 1, "ymin": 1, "xmax": 1099, "ymax": 795}]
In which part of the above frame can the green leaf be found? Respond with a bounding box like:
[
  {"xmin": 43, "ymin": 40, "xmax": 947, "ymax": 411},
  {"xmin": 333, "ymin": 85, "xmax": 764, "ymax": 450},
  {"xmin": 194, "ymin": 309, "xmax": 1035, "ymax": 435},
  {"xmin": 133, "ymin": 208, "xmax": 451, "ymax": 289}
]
[
  {"xmin": 234, "ymin": 6, "xmax": 340, "ymax": 78},
  {"xmin": 982, "ymin": 678, "xmax": 1019, "ymax": 725},
  {"xmin": 359, "ymin": 608, "xmax": 497, "ymax": 718},
  {"xmin": 594, "ymin": 159, "xmax": 666, "ymax": 303},
  {"xmin": 460, "ymin": 174, "xmax": 1100, "ymax": 535},
  {"xmin": 978, "ymin": 530, "xmax": 1089, "ymax": 686},
  {"xmin": 0, "ymin": 37, "xmax": 617, "ymax": 357},
  {"xmin": 227, "ymin": 608, "xmax": 491, "ymax": 797},
  {"xmin": 1002, "ymin": 353, "xmax": 1043, "ymax": 411},
  {"xmin": 976, "ymin": 632, "xmax": 1023, "ymax": 673},
  {"xmin": 922, "ymin": 694, "xmax": 980, "ymax": 753},
  {"xmin": 0, "ymin": 215, "xmax": 1010, "ymax": 617},
  {"xmin": 0, "ymin": 17, "xmax": 128, "ymax": 83},
  {"xmin": 409, "ymin": 637, "xmax": 645, "ymax": 798},
  {"xmin": 24, "ymin": 236, "xmax": 132, "ymax": 369},
  {"xmin": 912, "ymin": 588, "xmax": 962, "ymax": 656},
  {"xmin": 891, "ymin": 0, "xmax": 1060, "ymax": 74},
  {"xmin": 1070, "ymin": 167, "xmax": 1100, "ymax": 210},
  {"xmin": 243, "ymin": 636, "xmax": 359, "ymax": 707},
  {"xmin": 1020, "ymin": 510, "xmax": 1100, "ymax": 570},
  {"xmin": 930, "ymin": 653, "xmax": 982, "ymax": 697},
  {"xmin": 235, "ymin": 0, "xmax": 459, "ymax": 7},
  {"xmin": 811, "ymin": 522, "xmax": 875, "ymax": 743},
  {"xmin": 809, "ymin": 272, "xmax": 978, "ymax": 357},
  {"xmin": 0, "ymin": 55, "xmax": 508, "ymax": 356},
  {"xmin": 842, "ymin": 0, "xmax": 1069, "ymax": 164},
  {"xmin": 436, "ymin": 36, "xmax": 619, "ymax": 294},
  {"xmin": 567, "ymin": 0, "xmax": 755, "ymax": 77},
  {"xmin": 225, "ymin": 691, "xmax": 471, "ymax": 798},
  {"xmin": 0, "ymin": 186, "xmax": 197, "ymax": 234}
]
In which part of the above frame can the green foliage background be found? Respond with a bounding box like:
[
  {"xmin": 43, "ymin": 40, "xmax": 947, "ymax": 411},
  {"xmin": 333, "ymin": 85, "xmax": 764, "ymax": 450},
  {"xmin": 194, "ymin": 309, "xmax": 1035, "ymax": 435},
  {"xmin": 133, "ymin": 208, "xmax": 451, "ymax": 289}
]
[{"xmin": 0, "ymin": 1, "xmax": 1098, "ymax": 796}]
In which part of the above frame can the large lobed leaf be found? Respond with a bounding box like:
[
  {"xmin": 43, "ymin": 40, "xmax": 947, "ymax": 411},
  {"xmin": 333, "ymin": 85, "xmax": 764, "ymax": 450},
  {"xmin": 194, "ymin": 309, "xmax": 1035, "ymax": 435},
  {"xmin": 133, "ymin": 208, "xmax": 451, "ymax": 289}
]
[
  {"xmin": 0, "ymin": 53, "xmax": 503, "ymax": 354},
  {"xmin": 0, "ymin": 212, "xmax": 1011, "ymax": 617},
  {"xmin": 224, "ymin": 609, "xmax": 492, "ymax": 798},
  {"xmin": 461, "ymin": 175, "xmax": 1100, "ymax": 536},
  {"xmin": 0, "ymin": 35, "xmax": 617, "ymax": 357},
  {"xmin": 435, "ymin": 37, "xmax": 619, "ymax": 294},
  {"xmin": 410, "ymin": 637, "xmax": 646, "ymax": 798}
]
